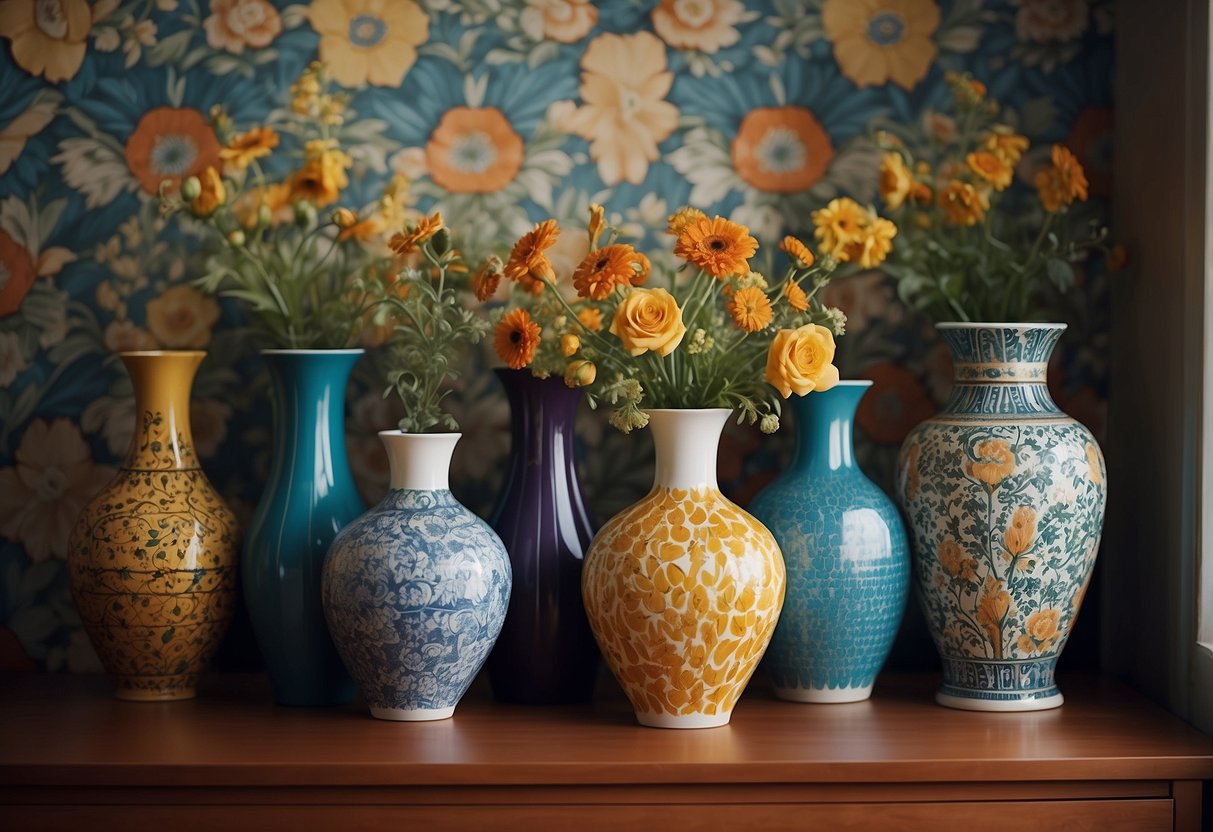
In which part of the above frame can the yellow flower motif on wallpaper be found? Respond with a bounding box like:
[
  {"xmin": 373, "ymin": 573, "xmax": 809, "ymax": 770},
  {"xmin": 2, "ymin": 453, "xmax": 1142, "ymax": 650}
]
[
  {"xmin": 524, "ymin": 0, "xmax": 597, "ymax": 44},
  {"xmin": 731, "ymin": 106, "xmax": 834, "ymax": 194},
  {"xmin": 822, "ymin": 0, "xmax": 941, "ymax": 91},
  {"xmin": 307, "ymin": 0, "xmax": 429, "ymax": 88},
  {"xmin": 561, "ymin": 31, "xmax": 680, "ymax": 186},
  {"xmin": 966, "ymin": 438, "xmax": 1015, "ymax": 488},
  {"xmin": 0, "ymin": 0, "xmax": 94, "ymax": 82},
  {"xmin": 651, "ymin": 0, "xmax": 744, "ymax": 54},
  {"xmin": 1003, "ymin": 506, "xmax": 1037, "ymax": 557},
  {"xmin": 203, "ymin": 0, "xmax": 283, "ymax": 54},
  {"xmin": 0, "ymin": 91, "xmax": 59, "ymax": 175},
  {"xmin": 0, "ymin": 418, "xmax": 115, "ymax": 562},
  {"xmin": 424, "ymin": 107, "xmax": 524, "ymax": 194},
  {"xmin": 145, "ymin": 284, "xmax": 221, "ymax": 349},
  {"xmin": 124, "ymin": 107, "xmax": 222, "ymax": 195},
  {"xmin": 102, "ymin": 319, "xmax": 157, "ymax": 353}
]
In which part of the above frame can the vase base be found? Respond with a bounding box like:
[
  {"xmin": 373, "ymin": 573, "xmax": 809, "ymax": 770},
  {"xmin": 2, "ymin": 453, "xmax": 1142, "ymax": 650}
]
[
  {"xmin": 935, "ymin": 689, "xmax": 1064, "ymax": 712},
  {"xmin": 775, "ymin": 684, "xmax": 873, "ymax": 704},
  {"xmin": 635, "ymin": 711, "xmax": 732, "ymax": 729},
  {"xmin": 369, "ymin": 705, "xmax": 456, "ymax": 722},
  {"xmin": 113, "ymin": 677, "xmax": 196, "ymax": 702}
]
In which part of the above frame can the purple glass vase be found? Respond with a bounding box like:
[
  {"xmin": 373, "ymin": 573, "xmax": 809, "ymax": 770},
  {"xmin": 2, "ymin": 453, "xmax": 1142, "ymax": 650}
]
[{"xmin": 487, "ymin": 368, "xmax": 599, "ymax": 704}]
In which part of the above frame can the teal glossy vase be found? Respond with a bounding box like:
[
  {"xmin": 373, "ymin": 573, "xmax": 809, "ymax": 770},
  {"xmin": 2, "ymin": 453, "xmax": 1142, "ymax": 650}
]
[
  {"xmin": 750, "ymin": 382, "xmax": 909, "ymax": 703},
  {"xmin": 896, "ymin": 324, "xmax": 1107, "ymax": 711},
  {"xmin": 243, "ymin": 349, "xmax": 364, "ymax": 706}
]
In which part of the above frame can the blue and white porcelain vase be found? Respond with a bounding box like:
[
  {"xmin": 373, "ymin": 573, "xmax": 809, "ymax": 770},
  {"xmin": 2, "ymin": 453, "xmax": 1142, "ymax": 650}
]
[
  {"xmin": 321, "ymin": 431, "xmax": 511, "ymax": 721},
  {"xmin": 896, "ymin": 323, "xmax": 1107, "ymax": 712},
  {"xmin": 749, "ymin": 382, "xmax": 909, "ymax": 703},
  {"xmin": 243, "ymin": 349, "xmax": 363, "ymax": 707}
]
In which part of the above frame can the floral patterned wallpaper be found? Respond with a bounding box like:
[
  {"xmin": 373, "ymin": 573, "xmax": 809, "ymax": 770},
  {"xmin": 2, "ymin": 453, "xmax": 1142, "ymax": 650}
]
[{"xmin": 0, "ymin": 0, "xmax": 1112, "ymax": 672}]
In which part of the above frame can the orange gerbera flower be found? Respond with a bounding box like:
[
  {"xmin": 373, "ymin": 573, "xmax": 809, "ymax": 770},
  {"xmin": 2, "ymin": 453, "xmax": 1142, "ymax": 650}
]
[
  {"xmin": 505, "ymin": 219, "xmax": 560, "ymax": 293},
  {"xmin": 572, "ymin": 244, "xmax": 641, "ymax": 300},
  {"xmin": 727, "ymin": 285, "xmax": 773, "ymax": 332},
  {"xmin": 784, "ymin": 281, "xmax": 809, "ymax": 312},
  {"xmin": 472, "ymin": 256, "xmax": 504, "ymax": 302},
  {"xmin": 779, "ymin": 235, "xmax": 815, "ymax": 268},
  {"xmin": 967, "ymin": 150, "xmax": 1012, "ymax": 191},
  {"xmin": 495, "ymin": 308, "xmax": 542, "ymax": 369},
  {"xmin": 1035, "ymin": 144, "xmax": 1089, "ymax": 213},
  {"xmin": 389, "ymin": 212, "xmax": 444, "ymax": 255},
  {"xmin": 220, "ymin": 126, "xmax": 280, "ymax": 173},
  {"xmin": 674, "ymin": 215, "xmax": 758, "ymax": 279}
]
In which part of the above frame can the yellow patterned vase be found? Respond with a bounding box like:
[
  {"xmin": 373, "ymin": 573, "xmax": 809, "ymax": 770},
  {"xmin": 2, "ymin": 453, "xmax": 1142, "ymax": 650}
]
[
  {"xmin": 69, "ymin": 351, "xmax": 240, "ymax": 701},
  {"xmin": 582, "ymin": 408, "xmax": 785, "ymax": 729}
]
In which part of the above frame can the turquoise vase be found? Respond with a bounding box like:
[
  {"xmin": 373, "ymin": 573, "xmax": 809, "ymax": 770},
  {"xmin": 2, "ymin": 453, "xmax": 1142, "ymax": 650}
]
[
  {"xmin": 243, "ymin": 349, "xmax": 364, "ymax": 707},
  {"xmin": 749, "ymin": 382, "xmax": 909, "ymax": 703},
  {"xmin": 896, "ymin": 324, "xmax": 1107, "ymax": 711}
]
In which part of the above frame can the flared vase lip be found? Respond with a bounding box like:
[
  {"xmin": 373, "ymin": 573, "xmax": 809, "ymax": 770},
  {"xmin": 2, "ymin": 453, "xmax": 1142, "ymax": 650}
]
[
  {"xmin": 645, "ymin": 407, "xmax": 734, "ymax": 415},
  {"xmin": 824, "ymin": 379, "xmax": 874, "ymax": 388},
  {"xmin": 118, "ymin": 349, "xmax": 207, "ymax": 357},
  {"xmin": 935, "ymin": 321, "xmax": 1067, "ymax": 330},
  {"xmin": 377, "ymin": 429, "xmax": 462, "ymax": 439},
  {"xmin": 261, "ymin": 348, "xmax": 366, "ymax": 355}
]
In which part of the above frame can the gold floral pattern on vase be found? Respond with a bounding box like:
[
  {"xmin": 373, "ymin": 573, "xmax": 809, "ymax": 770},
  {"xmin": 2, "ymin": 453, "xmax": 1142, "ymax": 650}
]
[
  {"xmin": 582, "ymin": 409, "xmax": 785, "ymax": 729},
  {"xmin": 68, "ymin": 351, "xmax": 240, "ymax": 701}
]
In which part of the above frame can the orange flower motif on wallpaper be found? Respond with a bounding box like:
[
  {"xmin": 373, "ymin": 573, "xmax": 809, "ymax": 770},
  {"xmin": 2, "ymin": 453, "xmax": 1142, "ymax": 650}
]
[
  {"xmin": 424, "ymin": 107, "xmax": 525, "ymax": 194},
  {"xmin": 651, "ymin": 0, "xmax": 745, "ymax": 54},
  {"xmin": 822, "ymin": 0, "xmax": 941, "ymax": 91},
  {"xmin": 145, "ymin": 285, "xmax": 221, "ymax": 349},
  {"xmin": 203, "ymin": 0, "xmax": 283, "ymax": 54},
  {"xmin": 561, "ymin": 31, "xmax": 680, "ymax": 186},
  {"xmin": 525, "ymin": 0, "xmax": 597, "ymax": 44},
  {"xmin": 0, "ymin": 418, "xmax": 114, "ymax": 562},
  {"xmin": 307, "ymin": 0, "xmax": 429, "ymax": 88},
  {"xmin": 0, "ymin": 230, "xmax": 36, "ymax": 317},
  {"xmin": 731, "ymin": 106, "xmax": 835, "ymax": 194},
  {"xmin": 966, "ymin": 438, "xmax": 1016, "ymax": 487},
  {"xmin": 124, "ymin": 107, "xmax": 221, "ymax": 195},
  {"xmin": 0, "ymin": 0, "xmax": 93, "ymax": 82}
]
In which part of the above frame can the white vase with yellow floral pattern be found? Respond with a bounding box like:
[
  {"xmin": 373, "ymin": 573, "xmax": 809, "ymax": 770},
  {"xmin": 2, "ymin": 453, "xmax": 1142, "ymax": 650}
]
[
  {"xmin": 896, "ymin": 323, "xmax": 1106, "ymax": 712},
  {"xmin": 582, "ymin": 408, "xmax": 786, "ymax": 729}
]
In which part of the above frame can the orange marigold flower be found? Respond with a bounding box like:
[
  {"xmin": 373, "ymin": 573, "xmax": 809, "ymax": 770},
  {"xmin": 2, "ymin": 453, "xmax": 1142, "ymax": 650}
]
[
  {"xmin": 577, "ymin": 306, "xmax": 604, "ymax": 331},
  {"xmin": 967, "ymin": 150, "xmax": 1013, "ymax": 191},
  {"xmin": 666, "ymin": 206, "xmax": 707, "ymax": 236},
  {"xmin": 674, "ymin": 215, "xmax": 758, "ymax": 279},
  {"xmin": 472, "ymin": 256, "xmax": 504, "ymax": 302},
  {"xmin": 727, "ymin": 285, "xmax": 773, "ymax": 332},
  {"xmin": 389, "ymin": 212, "xmax": 444, "ymax": 255},
  {"xmin": 572, "ymin": 244, "xmax": 640, "ymax": 300},
  {"xmin": 778, "ymin": 235, "xmax": 815, "ymax": 268},
  {"xmin": 495, "ymin": 308, "xmax": 542, "ymax": 369},
  {"xmin": 505, "ymin": 219, "xmax": 560, "ymax": 294},
  {"xmin": 219, "ymin": 126, "xmax": 279, "ymax": 173},
  {"xmin": 784, "ymin": 281, "xmax": 809, "ymax": 312},
  {"xmin": 984, "ymin": 127, "xmax": 1029, "ymax": 165},
  {"xmin": 938, "ymin": 180, "xmax": 989, "ymax": 227},
  {"xmin": 1035, "ymin": 144, "xmax": 1088, "ymax": 213}
]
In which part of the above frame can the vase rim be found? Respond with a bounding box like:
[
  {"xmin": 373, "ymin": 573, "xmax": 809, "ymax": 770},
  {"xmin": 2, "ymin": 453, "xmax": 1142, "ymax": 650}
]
[
  {"xmin": 935, "ymin": 321, "xmax": 1066, "ymax": 330},
  {"xmin": 823, "ymin": 380, "xmax": 874, "ymax": 388},
  {"xmin": 261, "ymin": 348, "xmax": 365, "ymax": 355},
  {"xmin": 118, "ymin": 349, "xmax": 206, "ymax": 357},
  {"xmin": 646, "ymin": 407, "xmax": 733, "ymax": 415},
  {"xmin": 378, "ymin": 429, "xmax": 462, "ymax": 439}
]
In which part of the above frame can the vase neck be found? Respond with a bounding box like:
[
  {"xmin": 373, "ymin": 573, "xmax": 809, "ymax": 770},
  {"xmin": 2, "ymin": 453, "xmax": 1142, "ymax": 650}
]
[
  {"xmin": 649, "ymin": 409, "xmax": 729, "ymax": 490},
  {"xmin": 499, "ymin": 369, "xmax": 581, "ymax": 472},
  {"xmin": 938, "ymin": 323, "xmax": 1065, "ymax": 417},
  {"xmin": 382, "ymin": 432, "xmax": 459, "ymax": 491},
  {"xmin": 263, "ymin": 350, "xmax": 361, "ymax": 491},
  {"xmin": 789, "ymin": 383, "xmax": 869, "ymax": 474},
  {"xmin": 120, "ymin": 351, "xmax": 204, "ymax": 470}
]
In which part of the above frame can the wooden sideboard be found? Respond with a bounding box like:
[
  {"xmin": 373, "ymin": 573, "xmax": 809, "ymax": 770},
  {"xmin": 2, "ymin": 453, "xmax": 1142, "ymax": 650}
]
[{"xmin": 1, "ymin": 672, "xmax": 1210, "ymax": 830}]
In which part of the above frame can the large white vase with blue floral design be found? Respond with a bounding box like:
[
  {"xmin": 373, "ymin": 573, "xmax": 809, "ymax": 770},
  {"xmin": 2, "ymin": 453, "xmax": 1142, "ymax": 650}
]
[
  {"xmin": 321, "ymin": 431, "xmax": 511, "ymax": 721},
  {"xmin": 896, "ymin": 323, "xmax": 1106, "ymax": 711}
]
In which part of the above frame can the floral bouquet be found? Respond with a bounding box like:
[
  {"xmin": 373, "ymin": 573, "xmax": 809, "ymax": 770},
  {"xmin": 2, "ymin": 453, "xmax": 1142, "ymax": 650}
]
[
  {"xmin": 381, "ymin": 212, "xmax": 490, "ymax": 434},
  {"xmin": 489, "ymin": 204, "xmax": 888, "ymax": 433},
  {"xmin": 873, "ymin": 71, "xmax": 1110, "ymax": 323},
  {"xmin": 159, "ymin": 62, "xmax": 405, "ymax": 349}
]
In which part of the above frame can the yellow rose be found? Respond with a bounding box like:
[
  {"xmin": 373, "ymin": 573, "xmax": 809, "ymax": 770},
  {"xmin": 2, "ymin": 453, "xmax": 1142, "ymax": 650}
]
[
  {"xmin": 609, "ymin": 287, "xmax": 687, "ymax": 357},
  {"xmin": 191, "ymin": 166, "xmax": 226, "ymax": 217},
  {"xmin": 764, "ymin": 324, "xmax": 840, "ymax": 398}
]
